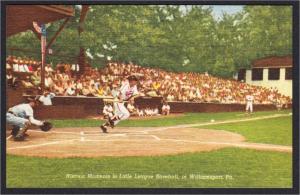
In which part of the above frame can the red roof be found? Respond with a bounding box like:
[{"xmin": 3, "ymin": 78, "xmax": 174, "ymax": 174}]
[
  {"xmin": 252, "ymin": 55, "xmax": 293, "ymax": 68},
  {"xmin": 6, "ymin": 5, "xmax": 74, "ymax": 37}
]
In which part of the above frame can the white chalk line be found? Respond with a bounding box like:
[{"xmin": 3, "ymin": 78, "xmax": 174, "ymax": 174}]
[
  {"xmin": 78, "ymin": 137, "xmax": 292, "ymax": 152},
  {"xmin": 7, "ymin": 139, "xmax": 77, "ymax": 150},
  {"xmin": 7, "ymin": 133, "xmax": 159, "ymax": 151},
  {"xmin": 79, "ymin": 134, "xmax": 160, "ymax": 141},
  {"xmin": 27, "ymin": 129, "xmax": 80, "ymax": 135},
  {"xmin": 7, "ymin": 113, "xmax": 291, "ymax": 153},
  {"xmin": 27, "ymin": 129, "xmax": 134, "ymax": 137},
  {"xmin": 76, "ymin": 138, "xmax": 159, "ymax": 142},
  {"xmin": 150, "ymin": 135, "xmax": 161, "ymax": 141},
  {"xmin": 84, "ymin": 130, "xmax": 148, "ymax": 134},
  {"xmin": 7, "ymin": 135, "xmax": 291, "ymax": 153},
  {"xmin": 145, "ymin": 113, "xmax": 291, "ymax": 132},
  {"xmin": 16, "ymin": 136, "xmax": 289, "ymax": 153},
  {"xmin": 25, "ymin": 113, "xmax": 289, "ymax": 136}
]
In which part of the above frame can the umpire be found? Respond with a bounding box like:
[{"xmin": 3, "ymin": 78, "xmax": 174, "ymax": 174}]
[{"xmin": 6, "ymin": 97, "xmax": 46, "ymax": 141}]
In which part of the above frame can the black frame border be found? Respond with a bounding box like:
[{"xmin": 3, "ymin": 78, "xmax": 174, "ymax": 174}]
[{"xmin": 1, "ymin": 0, "xmax": 299, "ymax": 194}]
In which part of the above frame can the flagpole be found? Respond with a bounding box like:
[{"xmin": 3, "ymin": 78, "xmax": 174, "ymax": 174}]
[{"xmin": 40, "ymin": 24, "xmax": 46, "ymax": 92}]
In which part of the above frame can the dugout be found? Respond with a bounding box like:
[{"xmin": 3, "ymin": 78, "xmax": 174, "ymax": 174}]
[{"xmin": 238, "ymin": 55, "xmax": 293, "ymax": 97}]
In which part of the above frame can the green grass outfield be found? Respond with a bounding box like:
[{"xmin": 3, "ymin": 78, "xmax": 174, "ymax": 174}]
[
  {"xmin": 200, "ymin": 116, "xmax": 292, "ymax": 146},
  {"xmin": 7, "ymin": 148, "xmax": 292, "ymax": 188},
  {"xmin": 6, "ymin": 110, "xmax": 293, "ymax": 188}
]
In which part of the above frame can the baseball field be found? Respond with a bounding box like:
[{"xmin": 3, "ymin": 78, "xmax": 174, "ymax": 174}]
[{"xmin": 6, "ymin": 109, "xmax": 292, "ymax": 188}]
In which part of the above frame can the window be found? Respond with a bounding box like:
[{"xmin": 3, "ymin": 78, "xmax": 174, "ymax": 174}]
[
  {"xmin": 252, "ymin": 68, "xmax": 263, "ymax": 81},
  {"xmin": 238, "ymin": 69, "xmax": 246, "ymax": 81},
  {"xmin": 285, "ymin": 67, "xmax": 292, "ymax": 80},
  {"xmin": 268, "ymin": 68, "xmax": 280, "ymax": 80}
]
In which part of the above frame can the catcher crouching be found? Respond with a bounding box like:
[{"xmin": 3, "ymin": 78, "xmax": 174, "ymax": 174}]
[{"xmin": 6, "ymin": 97, "xmax": 53, "ymax": 141}]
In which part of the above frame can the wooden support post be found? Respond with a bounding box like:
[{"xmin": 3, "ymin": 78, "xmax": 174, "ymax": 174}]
[
  {"xmin": 78, "ymin": 5, "xmax": 89, "ymax": 75},
  {"xmin": 46, "ymin": 18, "xmax": 70, "ymax": 50}
]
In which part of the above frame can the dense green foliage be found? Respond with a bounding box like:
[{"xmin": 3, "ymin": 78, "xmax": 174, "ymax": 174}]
[
  {"xmin": 7, "ymin": 148, "xmax": 292, "ymax": 188},
  {"xmin": 7, "ymin": 5, "xmax": 292, "ymax": 77}
]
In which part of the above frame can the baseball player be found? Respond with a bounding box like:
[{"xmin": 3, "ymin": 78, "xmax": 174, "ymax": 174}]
[
  {"xmin": 103, "ymin": 102, "xmax": 114, "ymax": 119},
  {"xmin": 245, "ymin": 92, "xmax": 254, "ymax": 114},
  {"xmin": 162, "ymin": 101, "xmax": 170, "ymax": 115},
  {"xmin": 6, "ymin": 98, "xmax": 45, "ymax": 141},
  {"xmin": 100, "ymin": 75, "xmax": 139, "ymax": 133}
]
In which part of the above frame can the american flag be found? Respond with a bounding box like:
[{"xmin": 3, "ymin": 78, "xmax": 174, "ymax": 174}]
[
  {"xmin": 32, "ymin": 22, "xmax": 47, "ymax": 55},
  {"xmin": 41, "ymin": 24, "xmax": 47, "ymax": 55}
]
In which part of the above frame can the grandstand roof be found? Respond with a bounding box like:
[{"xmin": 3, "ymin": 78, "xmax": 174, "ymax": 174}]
[
  {"xmin": 251, "ymin": 55, "xmax": 292, "ymax": 68},
  {"xmin": 6, "ymin": 5, "xmax": 74, "ymax": 37}
]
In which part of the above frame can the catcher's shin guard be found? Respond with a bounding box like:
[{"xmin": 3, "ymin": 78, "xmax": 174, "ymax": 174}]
[
  {"xmin": 11, "ymin": 126, "xmax": 19, "ymax": 137},
  {"xmin": 14, "ymin": 121, "xmax": 30, "ymax": 141}
]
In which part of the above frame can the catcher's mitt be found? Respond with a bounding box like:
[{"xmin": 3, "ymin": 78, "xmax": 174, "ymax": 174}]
[{"xmin": 40, "ymin": 121, "xmax": 53, "ymax": 132}]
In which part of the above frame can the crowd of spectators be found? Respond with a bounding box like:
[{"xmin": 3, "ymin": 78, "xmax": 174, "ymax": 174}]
[
  {"xmin": 6, "ymin": 55, "xmax": 40, "ymax": 73},
  {"xmin": 104, "ymin": 62, "xmax": 292, "ymax": 106},
  {"xmin": 6, "ymin": 56, "xmax": 292, "ymax": 107}
]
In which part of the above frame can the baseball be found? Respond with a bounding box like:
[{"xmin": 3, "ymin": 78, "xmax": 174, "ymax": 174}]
[{"xmin": 211, "ymin": 119, "xmax": 215, "ymax": 122}]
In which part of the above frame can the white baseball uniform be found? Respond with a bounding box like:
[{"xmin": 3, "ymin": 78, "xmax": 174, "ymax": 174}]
[
  {"xmin": 162, "ymin": 105, "xmax": 170, "ymax": 112},
  {"xmin": 113, "ymin": 83, "xmax": 138, "ymax": 125},
  {"xmin": 245, "ymin": 95, "xmax": 254, "ymax": 113}
]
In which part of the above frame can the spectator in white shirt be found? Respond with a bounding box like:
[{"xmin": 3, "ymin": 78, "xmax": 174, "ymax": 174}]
[
  {"xmin": 71, "ymin": 64, "xmax": 80, "ymax": 72},
  {"xmin": 39, "ymin": 90, "xmax": 55, "ymax": 106},
  {"xmin": 66, "ymin": 86, "xmax": 76, "ymax": 96},
  {"xmin": 13, "ymin": 63, "xmax": 19, "ymax": 72},
  {"xmin": 45, "ymin": 64, "xmax": 54, "ymax": 73}
]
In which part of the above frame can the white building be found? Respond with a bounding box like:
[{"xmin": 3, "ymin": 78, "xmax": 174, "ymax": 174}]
[{"xmin": 238, "ymin": 56, "xmax": 292, "ymax": 97}]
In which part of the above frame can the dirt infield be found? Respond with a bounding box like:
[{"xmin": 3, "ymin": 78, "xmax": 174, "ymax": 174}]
[{"xmin": 6, "ymin": 121, "xmax": 292, "ymax": 158}]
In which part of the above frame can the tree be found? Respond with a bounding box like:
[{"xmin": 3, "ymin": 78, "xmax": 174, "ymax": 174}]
[
  {"xmin": 240, "ymin": 6, "xmax": 292, "ymax": 64},
  {"xmin": 6, "ymin": 5, "xmax": 292, "ymax": 78}
]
